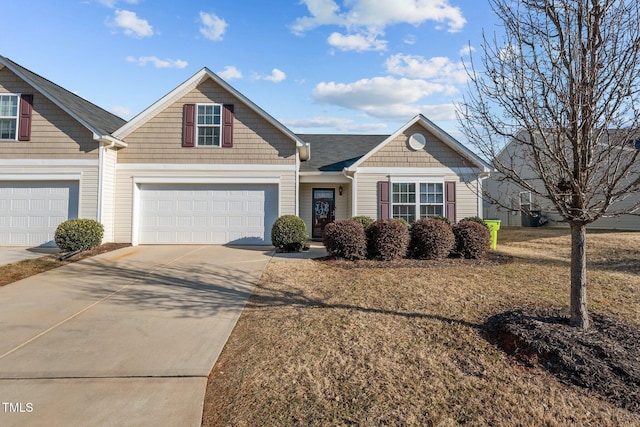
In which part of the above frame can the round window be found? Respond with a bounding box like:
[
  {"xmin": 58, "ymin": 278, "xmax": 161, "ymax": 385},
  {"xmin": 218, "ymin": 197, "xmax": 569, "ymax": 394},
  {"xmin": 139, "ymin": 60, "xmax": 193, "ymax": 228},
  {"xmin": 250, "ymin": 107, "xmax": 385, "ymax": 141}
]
[{"xmin": 408, "ymin": 133, "xmax": 426, "ymax": 150}]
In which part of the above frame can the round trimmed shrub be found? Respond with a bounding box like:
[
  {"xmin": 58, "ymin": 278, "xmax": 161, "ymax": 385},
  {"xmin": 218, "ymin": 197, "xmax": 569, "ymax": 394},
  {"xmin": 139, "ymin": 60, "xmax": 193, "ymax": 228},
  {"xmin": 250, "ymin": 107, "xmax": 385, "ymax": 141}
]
[
  {"xmin": 323, "ymin": 219, "xmax": 367, "ymax": 260},
  {"xmin": 351, "ymin": 215, "xmax": 375, "ymax": 230},
  {"xmin": 461, "ymin": 216, "xmax": 489, "ymax": 228},
  {"xmin": 54, "ymin": 218, "xmax": 104, "ymax": 252},
  {"xmin": 271, "ymin": 215, "xmax": 308, "ymax": 252},
  {"xmin": 366, "ymin": 218, "xmax": 409, "ymax": 261},
  {"xmin": 453, "ymin": 221, "xmax": 491, "ymax": 259},
  {"xmin": 408, "ymin": 218, "xmax": 455, "ymax": 259},
  {"xmin": 430, "ymin": 215, "xmax": 451, "ymax": 225}
]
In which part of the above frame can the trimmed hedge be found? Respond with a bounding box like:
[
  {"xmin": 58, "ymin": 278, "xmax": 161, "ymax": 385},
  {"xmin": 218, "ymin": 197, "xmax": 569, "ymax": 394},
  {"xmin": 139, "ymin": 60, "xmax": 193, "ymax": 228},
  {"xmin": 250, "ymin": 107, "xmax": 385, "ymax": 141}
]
[
  {"xmin": 271, "ymin": 215, "xmax": 307, "ymax": 252},
  {"xmin": 408, "ymin": 218, "xmax": 455, "ymax": 259},
  {"xmin": 323, "ymin": 219, "xmax": 367, "ymax": 260},
  {"xmin": 453, "ymin": 221, "xmax": 491, "ymax": 259},
  {"xmin": 351, "ymin": 215, "xmax": 375, "ymax": 230},
  {"xmin": 461, "ymin": 216, "xmax": 489, "ymax": 228},
  {"xmin": 54, "ymin": 218, "xmax": 104, "ymax": 252},
  {"xmin": 366, "ymin": 218, "xmax": 409, "ymax": 261}
]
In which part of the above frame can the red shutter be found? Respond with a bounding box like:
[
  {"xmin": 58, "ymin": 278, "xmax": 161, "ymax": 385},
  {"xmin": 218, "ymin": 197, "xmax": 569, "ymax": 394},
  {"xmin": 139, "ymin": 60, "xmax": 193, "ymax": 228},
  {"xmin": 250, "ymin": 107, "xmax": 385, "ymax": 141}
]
[
  {"xmin": 18, "ymin": 94, "xmax": 33, "ymax": 141},
  {"xmin": 445, "ymin": 181, "xmax": 456, "ymax": 223},
  {"xmin": 222, "ymin": 104, "xmax": 234, "ymax": 148},
  {"xmin": 378, "ymin": 181, "xmax": 390, "ymax": 219},
  {"xmin": 182, "ymin": 104, "xmax": 195, "ymax": 147}
]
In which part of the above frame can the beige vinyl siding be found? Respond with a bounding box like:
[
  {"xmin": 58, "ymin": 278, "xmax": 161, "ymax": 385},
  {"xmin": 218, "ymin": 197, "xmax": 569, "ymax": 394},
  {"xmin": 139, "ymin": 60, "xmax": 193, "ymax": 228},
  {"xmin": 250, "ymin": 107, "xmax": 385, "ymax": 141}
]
[
  {"xmin": 356, "ymin": 172, "xmax": 482, "ymax": 222},
  {"xmin": 119, "ymin": 78, "xmax": 295, "ymax": 166},
  {"xmin": 0, "ymin": 163, "xmax": 99, "ymax": 220},
  {"xmin": 0, "ymin": 68, "xmax": 99, "ymax": 159},
  {"xmin": 299, "ymin": 183, "xmax": 352, "ymax": 237},
  {"xmin": 113, "ymin": 166, "xmax": 296, "ymax": 243},
  {"xmin": 360, "ymin": 124, "xmax": 468, "ymax": 169},
  {"xmin": 100, "ymin": 147, "xmax": 118, "ymax": 241}
]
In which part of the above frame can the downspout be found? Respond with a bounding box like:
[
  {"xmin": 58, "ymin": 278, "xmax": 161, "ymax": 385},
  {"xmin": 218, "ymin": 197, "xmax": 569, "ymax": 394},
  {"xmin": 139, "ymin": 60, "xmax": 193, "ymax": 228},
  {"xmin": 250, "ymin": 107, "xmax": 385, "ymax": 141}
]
[
  {"xmin": 477, "ymin": 171, "xmax": 490, "ymax": 219},
  {"xmin": 342, "ymin": 168, "xmax": 356, "ymax": 217}
]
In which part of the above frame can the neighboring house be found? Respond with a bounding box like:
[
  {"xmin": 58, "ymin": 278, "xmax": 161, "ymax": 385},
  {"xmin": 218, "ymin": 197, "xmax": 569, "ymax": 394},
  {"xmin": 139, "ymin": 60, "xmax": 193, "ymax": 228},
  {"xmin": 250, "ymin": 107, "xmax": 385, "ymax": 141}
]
[
  {"xmin": 0, "ymin": 56, "xmax": 126, "ymax": 246},
  {"xmin": 0, "ymin": 56, "xmax": 491, "ymax": 247},
  {"xmin": 484, "ymin": 136, "xmax": 640, "ymax": 229}
]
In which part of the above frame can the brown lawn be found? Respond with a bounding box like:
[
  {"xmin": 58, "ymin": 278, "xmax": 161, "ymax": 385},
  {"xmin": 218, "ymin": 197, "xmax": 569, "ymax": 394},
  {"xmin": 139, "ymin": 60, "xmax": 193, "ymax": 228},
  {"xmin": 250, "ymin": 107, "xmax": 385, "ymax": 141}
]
[{"xmin": 202, "ymin": 227, "xmax": 640, "ymax": 426}]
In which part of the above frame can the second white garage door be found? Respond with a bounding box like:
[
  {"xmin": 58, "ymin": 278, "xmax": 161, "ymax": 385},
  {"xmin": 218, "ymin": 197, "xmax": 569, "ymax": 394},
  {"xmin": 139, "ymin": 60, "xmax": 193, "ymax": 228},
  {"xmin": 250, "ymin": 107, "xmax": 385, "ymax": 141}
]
[{"xmin": 139, "ymin": 184, "xmax": 278, "ymax": 245}]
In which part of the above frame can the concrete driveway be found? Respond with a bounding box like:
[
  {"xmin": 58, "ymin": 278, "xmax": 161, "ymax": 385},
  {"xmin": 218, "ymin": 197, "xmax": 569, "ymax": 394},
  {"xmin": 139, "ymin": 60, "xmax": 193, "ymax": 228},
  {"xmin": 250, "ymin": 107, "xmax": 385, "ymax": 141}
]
[
  {"xmin": 0, "ymin": 247, "xmax": 59, "ymax": 267},
  {"xmin": 0, "ymin": 245, "xmax": 273, "ymax": 427}
]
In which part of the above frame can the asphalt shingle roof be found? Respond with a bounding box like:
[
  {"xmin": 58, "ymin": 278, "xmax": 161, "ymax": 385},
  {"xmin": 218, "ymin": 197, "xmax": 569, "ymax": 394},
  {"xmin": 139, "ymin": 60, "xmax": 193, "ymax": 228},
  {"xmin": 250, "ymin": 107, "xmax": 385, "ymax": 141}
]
[
  {"xmin": 2, "ymin": 56, "xmax": 126, "ymax": 136},
  {"xmin": 296, "ymin": 134, "xmax": 388, "ymax": 172}
]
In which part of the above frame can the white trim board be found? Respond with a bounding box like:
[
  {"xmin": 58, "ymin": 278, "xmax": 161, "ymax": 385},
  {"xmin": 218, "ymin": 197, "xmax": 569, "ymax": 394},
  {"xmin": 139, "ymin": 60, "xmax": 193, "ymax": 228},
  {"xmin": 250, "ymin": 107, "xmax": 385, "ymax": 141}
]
[
  {"xmin": 118, "ymin": 163, "xmax": 296, "ymax": 171},
  {"xmin": 133, "ymin": 176, "xmax": 281, "ymax": 185},
  {"xmin": 0, "ymin": 159, "xmax": 98, "ymax": 166},
  {"xmin": 0, "ymin": 174, "xmax": 82, "ymax": 181},
  {"xmin": 356, "ymin": 167, "xmax": 482, "ymax": 175}
]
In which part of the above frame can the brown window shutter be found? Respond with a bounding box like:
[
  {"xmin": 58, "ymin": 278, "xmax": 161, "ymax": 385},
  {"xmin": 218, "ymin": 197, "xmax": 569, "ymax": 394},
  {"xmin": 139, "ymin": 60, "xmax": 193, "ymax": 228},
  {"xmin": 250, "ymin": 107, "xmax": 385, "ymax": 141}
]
[
  {"xmin": 445, "ymin": 181, "xmax": 456, "ymax": 223},
  {"xmin": 378, "ymin": 181, "xmax": 390, "ymax": 219},
  {"xmin": 182, "ymin": 104, "xmax": 195, "ymax": 147},
  {"xmin": 222, "ymin": 104, "xmax": 234, "ymax": 147},
  {"xmin": 18, "ymin": 94, "xmax": 33, "ymax": 141}
]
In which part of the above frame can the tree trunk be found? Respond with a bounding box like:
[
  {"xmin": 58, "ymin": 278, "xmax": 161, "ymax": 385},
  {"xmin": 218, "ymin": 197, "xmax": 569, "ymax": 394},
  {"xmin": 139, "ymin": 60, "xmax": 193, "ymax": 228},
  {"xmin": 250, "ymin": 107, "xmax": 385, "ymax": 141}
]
[{"xmin": 570, "ymin": 222, "xmax": 589, "ymax": 329}]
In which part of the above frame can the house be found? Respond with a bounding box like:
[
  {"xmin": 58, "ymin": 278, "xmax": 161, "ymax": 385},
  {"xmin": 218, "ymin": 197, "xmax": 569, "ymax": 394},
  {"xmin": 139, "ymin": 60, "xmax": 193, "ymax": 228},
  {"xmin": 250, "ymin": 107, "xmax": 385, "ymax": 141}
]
[
  {"xmin": 484, "ymin": 135, "xmax": 640, "ymax": 229},
  {"xmin": 0, "ymin": 56, "xmax": 491, "ymax": 247}
]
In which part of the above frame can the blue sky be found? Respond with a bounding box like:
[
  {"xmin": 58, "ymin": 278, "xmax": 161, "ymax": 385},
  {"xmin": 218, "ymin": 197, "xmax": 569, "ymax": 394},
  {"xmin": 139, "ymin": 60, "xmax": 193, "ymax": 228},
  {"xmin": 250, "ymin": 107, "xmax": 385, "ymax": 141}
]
[{"xmin": 3, "ymin": 0, "xmax": 498, "ymax": 139}]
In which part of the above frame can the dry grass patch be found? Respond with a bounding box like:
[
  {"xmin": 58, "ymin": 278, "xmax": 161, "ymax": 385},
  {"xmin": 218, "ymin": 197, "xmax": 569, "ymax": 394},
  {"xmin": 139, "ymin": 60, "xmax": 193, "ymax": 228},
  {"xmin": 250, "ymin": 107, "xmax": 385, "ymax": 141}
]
[
  {"xmin": 202, "ymin": 227, "xmax": 640, "ymax": 426},
  {"xmin": 0, "ymin": 243, "xmax": 130, "ymax": 287}
]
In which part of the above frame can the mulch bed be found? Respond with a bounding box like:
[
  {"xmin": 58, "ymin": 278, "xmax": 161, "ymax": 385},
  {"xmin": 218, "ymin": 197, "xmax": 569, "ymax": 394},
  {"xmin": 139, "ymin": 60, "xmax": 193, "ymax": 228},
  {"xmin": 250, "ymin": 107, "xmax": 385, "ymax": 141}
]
[{"xmin": 484, "ymin": 307, "xmax": 640, "ymax": 413}]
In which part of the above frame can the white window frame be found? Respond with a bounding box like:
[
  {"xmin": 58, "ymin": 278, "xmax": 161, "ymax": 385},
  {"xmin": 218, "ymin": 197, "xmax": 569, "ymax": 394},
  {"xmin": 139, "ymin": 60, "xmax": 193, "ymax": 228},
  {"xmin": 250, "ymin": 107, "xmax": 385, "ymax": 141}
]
[
  {"xmin": 0, "ymin": 93, "xmax": 19, "ymax": 141},
  {"xmin": 196, "ymin": 103, "xmax": 222, "ymax": 147},
  {"xmin": 390, "ymin": 178, "xmax": 445, "ymax": 222}
]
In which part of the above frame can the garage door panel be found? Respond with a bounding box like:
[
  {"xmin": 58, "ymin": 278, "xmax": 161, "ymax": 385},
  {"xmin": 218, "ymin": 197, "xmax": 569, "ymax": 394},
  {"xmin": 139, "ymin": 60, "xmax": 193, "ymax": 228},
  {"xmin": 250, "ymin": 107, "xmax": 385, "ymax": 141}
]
[
  {"xmin": 139, "ymin": 184, "xmax": 277, "ymax": 245},
  {"xmin": 0, "ymin": 181, "xmax": 79, "ymax": 246}
]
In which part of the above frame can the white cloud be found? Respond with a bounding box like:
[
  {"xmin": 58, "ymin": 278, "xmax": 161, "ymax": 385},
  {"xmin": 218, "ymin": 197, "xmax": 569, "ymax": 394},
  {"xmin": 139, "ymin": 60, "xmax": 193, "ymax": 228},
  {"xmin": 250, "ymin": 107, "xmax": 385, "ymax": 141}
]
[
  {"xmin": 327, "ymin": 32, "xmax": 387, "ymax": 52},
  {"xmin": 403, "ymin": 34, "xmax": 416, "ymax": 45},
  {"xmin": 384, "ymin": 54, "xmax": 468, "ymax": 84},
  {"xmin": 459, "ymin": 45, "xmax": 475, "ymax": 56},
  {"xmin": 257, "ymin": 68, "xmax": 286, "ymax": 83},
  {"xmin": 282, "ymin": 117, "xmax": 388, "ymax": 133},
  {"xmin": 199, "ymin": 12, "xmax": 227, "ymax": 41},
  {"xmin": 217, "ymin": 66, "xmax": 243, "ymax": 80},
  {"xmin": 364, "ymin": 103, "xmax": 458, "ymax": 121},
  {"xmin": 110, "ymin": 105, "xmax": 133, "ymax": 118},
  {"xmin": 111, "ymin": 9, "xmax": 153, "ymax": 38},
  {"xmin": 313, "ymin": 76, "xmax": 445, "ymax": 109},
  {"xmin": 292, "ymin": 0, "xmax": 466, "ymax": 35},
  {"xmin": 126, "ymin": 56, "xmax": 188, "ymax": 69}
]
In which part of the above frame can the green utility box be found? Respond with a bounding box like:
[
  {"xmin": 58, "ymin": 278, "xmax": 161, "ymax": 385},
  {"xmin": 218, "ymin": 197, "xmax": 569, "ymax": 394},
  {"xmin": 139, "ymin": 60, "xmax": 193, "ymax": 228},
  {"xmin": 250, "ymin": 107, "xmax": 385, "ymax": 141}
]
[{"xmin": 483, "ymin": 219, "xmax": 501, "ymax": 250}]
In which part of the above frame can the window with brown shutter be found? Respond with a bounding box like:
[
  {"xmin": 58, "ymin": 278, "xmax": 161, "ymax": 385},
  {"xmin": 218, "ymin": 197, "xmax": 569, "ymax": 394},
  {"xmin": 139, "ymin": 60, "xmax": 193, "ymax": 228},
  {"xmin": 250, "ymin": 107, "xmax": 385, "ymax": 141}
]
[{"xmin": 182, "ymin": 103, "xmax": 195, "ymax": 147}]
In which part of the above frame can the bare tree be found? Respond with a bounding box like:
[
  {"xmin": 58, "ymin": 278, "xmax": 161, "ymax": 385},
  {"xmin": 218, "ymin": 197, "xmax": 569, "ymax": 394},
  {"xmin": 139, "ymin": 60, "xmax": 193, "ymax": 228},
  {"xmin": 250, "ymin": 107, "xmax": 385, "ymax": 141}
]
[{"xmin": 459, "ymin": 0, "xmax": 640, "ymax": 329}]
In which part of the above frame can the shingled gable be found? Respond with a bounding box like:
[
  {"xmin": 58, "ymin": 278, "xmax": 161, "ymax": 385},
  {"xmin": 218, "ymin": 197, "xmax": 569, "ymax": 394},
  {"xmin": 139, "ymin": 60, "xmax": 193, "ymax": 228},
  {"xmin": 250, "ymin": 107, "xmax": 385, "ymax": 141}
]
[
  {"xmin": 346, "ymin": 114, "xmax": 492, "ymax": 173},
  {"xmin": 113, "ymin": 67, "xmax": 305, "ymax": 148},
  {"xmin": 0, "ymin": 56, "xmax": 126, "ymax": 146}
]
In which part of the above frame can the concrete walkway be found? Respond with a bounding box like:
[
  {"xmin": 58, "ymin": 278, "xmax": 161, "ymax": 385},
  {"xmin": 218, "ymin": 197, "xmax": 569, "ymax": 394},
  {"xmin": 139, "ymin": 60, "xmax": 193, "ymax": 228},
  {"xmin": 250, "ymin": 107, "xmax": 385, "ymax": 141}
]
[
  {"xmin": 0, "ymin": 247, "xmax": 59, "ymax": 267},
  {"xmin": 0, "ymin": 245, "xmax": 273, "ymax": 427}
]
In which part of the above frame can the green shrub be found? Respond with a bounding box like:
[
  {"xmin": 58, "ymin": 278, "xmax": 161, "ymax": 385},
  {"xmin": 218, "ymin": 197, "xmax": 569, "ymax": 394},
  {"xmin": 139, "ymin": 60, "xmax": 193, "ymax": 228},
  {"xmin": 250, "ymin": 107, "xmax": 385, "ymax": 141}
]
[
  {"xmin": 430, "ymin": 215, "xmax": 451, "ymax": 224},
  {"xmin": 323, "ymin": 219, "xmax": 367, "ymax": 260},
  {"xmin": 395, "ymin": 217, "xmax": 410, "ymax": 228},
  {"xmin": 366, "ymin": 218, "xmax": 409, "ymax": 261},
  {"xmin": 271, "ymin": 215, "xmax": 308, "ymax": 252},
  {"xmin": 461, "ymin": 216, "xmax": 489, "ymax": 228},
  {"xmin": 54, "ymin": 219, "xmax": 104, "ymax": 252},
  {"xmin": 408, "ymin": 218, "xmax": 455, "ymax": 259},
  {"xmin": 453, "ymin": 221, "xmax": 491, "ymax": 259},
  {"xmin": 351, "ymin": 215, "xmax": 375, "ymax": 230}
]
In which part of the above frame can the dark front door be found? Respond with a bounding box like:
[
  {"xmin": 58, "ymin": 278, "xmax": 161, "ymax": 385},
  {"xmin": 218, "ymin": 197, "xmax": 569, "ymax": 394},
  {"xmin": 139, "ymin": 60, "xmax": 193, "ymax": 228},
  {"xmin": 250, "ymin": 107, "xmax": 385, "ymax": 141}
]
[{"xmin": 312, "ymin": 188, "xmax": 335, "ymax": 238}]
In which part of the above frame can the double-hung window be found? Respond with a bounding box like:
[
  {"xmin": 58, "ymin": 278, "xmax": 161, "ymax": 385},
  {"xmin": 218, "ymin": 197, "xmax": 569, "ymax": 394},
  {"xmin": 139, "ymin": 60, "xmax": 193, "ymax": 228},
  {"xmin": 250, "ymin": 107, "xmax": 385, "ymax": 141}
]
[
  {"xmin": 0, "ymin": 94, "xmax": 18, "ymax": 140},
  {"xmin": 392, "ymin": 181, "xmax": 444, "ymax": 223},
  {"xmin": 196, "ymin": 104, "xmax": 222, "ymax": 147}
]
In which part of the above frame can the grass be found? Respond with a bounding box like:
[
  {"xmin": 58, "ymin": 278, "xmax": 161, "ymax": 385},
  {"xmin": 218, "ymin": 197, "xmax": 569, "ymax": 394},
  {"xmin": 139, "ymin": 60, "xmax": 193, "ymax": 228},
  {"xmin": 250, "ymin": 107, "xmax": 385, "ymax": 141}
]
[{"xmin": 202, "ymin": 227, "xmax": 640, "ymax": 426}]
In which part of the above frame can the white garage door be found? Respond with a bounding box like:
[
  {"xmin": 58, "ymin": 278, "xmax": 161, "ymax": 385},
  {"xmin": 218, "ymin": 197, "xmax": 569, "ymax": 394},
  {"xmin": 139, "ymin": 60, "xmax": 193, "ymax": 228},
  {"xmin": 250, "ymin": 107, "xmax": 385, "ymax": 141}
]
[
  {"xmin": 139, "ymin": 184, "xmax": 278, "ymax": 245},
  {"xmin": 0, "ymin": 181, "xmax": 80, "ymax": 246}
]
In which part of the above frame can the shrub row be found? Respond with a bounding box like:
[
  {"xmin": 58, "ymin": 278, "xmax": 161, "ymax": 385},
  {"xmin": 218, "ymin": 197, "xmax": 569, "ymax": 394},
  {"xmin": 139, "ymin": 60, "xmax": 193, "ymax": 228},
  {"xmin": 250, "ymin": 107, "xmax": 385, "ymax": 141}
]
[{"xmin": 322, "ymin": 216, "xmax": 491, "ymax": 261}]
